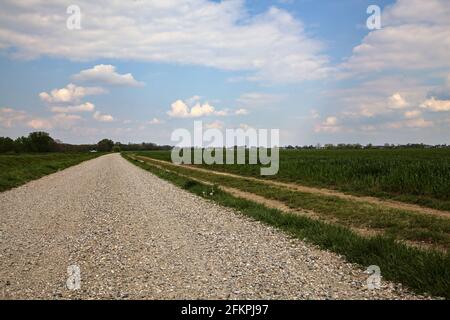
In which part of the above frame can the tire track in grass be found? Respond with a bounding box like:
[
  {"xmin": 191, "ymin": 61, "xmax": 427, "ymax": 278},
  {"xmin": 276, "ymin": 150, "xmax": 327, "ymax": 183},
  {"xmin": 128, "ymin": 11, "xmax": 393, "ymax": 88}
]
[{"xmin": 134, "ymin": 155, "xmax": 450, "ymax": 219}]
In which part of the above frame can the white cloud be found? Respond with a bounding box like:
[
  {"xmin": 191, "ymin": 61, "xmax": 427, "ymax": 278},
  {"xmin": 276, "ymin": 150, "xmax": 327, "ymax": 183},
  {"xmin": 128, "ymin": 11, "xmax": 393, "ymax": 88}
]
[
  {"xmin": 50, "ymin": 102, "xmax": 95, "ymax": 113},
  {"xmin": 234, "ymin": 108, "xmax": 249, "ymax": 115},
  {"xmin": 340, "ymin": 0, "xmax": 450, "ymax": 76},
  {"xmin": 326, "ymin": 76, "xmax": 433, "ymax": 124},
  {"xmin": 421, "ymin": 97, "xmax": 450, "ymax": 112},
  {"xmin": 190, "ymin": 102, "xmax": 215, "ymax": 117},
  {"xmin": 148, "ymin": 118, "xmax": 162, "ymax": 125},
  {"xmin": 39, "ymin": 84, "xmax": 106, "ymax": 103},
  {"xmin": 0, "ymin": 108, "xmax": 27, "ymax": 128},
  {"xmin": 27, "ymin": 113, "xmax": 82, "ymax": 130},
  {"xmin": 387, "ymin": 118, "xmax": 433, "ymax": 129},
  {"xmin": 0, "ymin": 1, "xmax": 328, "ymax": 84},
  {"xmin": 93, "ymin": 111, "xmax": 114, "ymax": 122},
  {"xmin": 52, "ymin": 113, "xmax": 82, "ymax": 129},
  {"xmin": 205, "ymin": 120, "xmax": 224, "ymax": 129},
  {"xmin": 27, "ymin": 118, "xmax": 53, "ymax": 130},
  {"xmin": 167, "ymin": 99, "xmax": 227, "ymax": 118},
  {"xmin": 1, "ymin": 107, "xmax": 84, "ymax": 131},
  {"xmin": 72, "ymin": 65, "xmax": 144, "ymax": 87},
  {"xmin": 404, "ymin": 110, "xmax": 421, "ymax": 118},
  {"xmin": 324, "ymin": 116, "xmax": 338, "ymax": 126},
  {"xmin": 315, "ymin": 116, "xmax": 342, "ymax": 133},
  {"xmin": 388, "ymin": 93, "xmax": 408, "ymax": 109}
]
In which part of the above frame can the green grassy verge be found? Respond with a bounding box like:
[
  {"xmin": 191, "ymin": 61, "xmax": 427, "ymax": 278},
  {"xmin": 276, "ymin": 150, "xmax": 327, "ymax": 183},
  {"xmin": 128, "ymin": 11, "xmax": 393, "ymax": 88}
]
[
  {"xmin": 135, "ymin": 149, "xmax": 450, "ymax": 211},
  {"xmin": 0, "ymin": 152, "xmax": 104, "ymax": 192},
  {"xmin": 123, "ymin": 153, "xmax": 450, "ymax": 299},
  {"xmin": 130, "ymin": 153, "xmax": 450, "ymax": 251}
]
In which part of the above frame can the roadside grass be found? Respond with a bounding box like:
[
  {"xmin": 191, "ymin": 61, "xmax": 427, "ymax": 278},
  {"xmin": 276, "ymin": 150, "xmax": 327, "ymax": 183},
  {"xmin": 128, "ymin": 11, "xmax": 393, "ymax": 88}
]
[
  {"xmin": 0, "ymin": 152, "xmax": 104, "ymax": 192},
  {"xmin": 130, "ymin": 154, "xmax": 450, "ymax": 251},
  {"xmin": 135, "ymin": 149, "xmax": 450, "ymax": 211},
  {"xmin": 123, "ymin": 153, "xmax": 450, "ymax": 299}
]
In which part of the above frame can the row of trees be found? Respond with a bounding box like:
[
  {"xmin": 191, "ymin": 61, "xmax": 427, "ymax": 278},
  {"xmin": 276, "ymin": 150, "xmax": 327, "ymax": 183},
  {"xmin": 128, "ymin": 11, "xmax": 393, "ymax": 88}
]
[
  {"xmin": 0, "ymin": 132, "xmax": 57, "ymax": 153},
  {"xmin": 4, "ymin": 132, "xmax": 446, "ymax": 154},
  {"xmin": 284, "ymin": 143, "xmax": 450, "ymax": 150},
  {"xmin": 0, "ymin": 132, "xmax": 173, "ymax": 153}
]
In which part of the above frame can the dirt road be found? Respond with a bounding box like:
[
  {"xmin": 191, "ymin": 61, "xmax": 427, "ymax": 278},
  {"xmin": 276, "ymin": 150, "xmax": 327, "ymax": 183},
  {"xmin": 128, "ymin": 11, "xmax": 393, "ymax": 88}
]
[{"xmin": 0, "ymin": 154, "xmax": 420, "ymax": 299}]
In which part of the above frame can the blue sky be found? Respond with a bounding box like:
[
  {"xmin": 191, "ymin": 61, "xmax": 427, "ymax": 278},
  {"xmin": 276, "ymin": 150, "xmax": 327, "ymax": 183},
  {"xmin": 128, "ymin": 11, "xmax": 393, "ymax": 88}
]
[{"xmin": 0, "ymin": 0, "xmax": 449, "ymax": 146}]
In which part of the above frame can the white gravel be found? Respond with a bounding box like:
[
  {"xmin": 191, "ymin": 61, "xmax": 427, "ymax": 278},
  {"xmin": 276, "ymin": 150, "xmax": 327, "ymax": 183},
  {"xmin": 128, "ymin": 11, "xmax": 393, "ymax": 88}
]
[{"xmin": 0, "ymin": 153, "xmax": 423, "ymax": 299}]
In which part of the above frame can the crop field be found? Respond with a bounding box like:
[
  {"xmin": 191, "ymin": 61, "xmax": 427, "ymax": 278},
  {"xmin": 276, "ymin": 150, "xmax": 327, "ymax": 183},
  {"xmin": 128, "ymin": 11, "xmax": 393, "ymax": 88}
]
[
  {"xmin": 0, "ymin": 152, "xmax": 103, "ymax": 192},
  {"xmin": 135, "ymin": 148, "xmax": 450, "ymax": 211}
]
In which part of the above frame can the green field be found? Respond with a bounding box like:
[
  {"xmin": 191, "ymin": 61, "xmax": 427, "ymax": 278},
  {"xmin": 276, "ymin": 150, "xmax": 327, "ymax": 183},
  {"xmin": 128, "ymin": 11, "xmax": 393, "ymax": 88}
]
[
  {"xmin": 0, "ymin": 153, "xmax": 103, "ymax": 192},
  {"xmin": 136, "ymin": 148, "xmax": 450, "ymax": 211}
]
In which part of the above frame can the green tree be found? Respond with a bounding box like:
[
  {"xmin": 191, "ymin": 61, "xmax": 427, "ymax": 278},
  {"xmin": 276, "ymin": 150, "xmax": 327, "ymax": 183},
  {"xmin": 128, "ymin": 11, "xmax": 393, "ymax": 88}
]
[
  {"xmin": 97, "ymin": 139, "xmax": 114, "ymax": 152},
  {"xmin": 0, "ymin": 137, "xmax": 15, "ymax": 153},
  {"xmin": 14, "ymin": 136, "xmax": 29, "ymax": 153},
  {"xmin": 27, "ymin": 132, "xmax": 56, "ymax": 152}
]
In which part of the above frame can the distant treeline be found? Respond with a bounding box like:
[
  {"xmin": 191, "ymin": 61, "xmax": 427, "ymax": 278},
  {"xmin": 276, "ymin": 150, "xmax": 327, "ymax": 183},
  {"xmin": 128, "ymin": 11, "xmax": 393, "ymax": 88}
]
[
  {"xmin": 0, "ymin": 132, "xmax": 172, "ymax": 153},
  {"xmin": 1, "ymin": 132, "xmax": 448, "ymax": 153},
  {"xmin": 284, "ymin": 143, "xmax": 449, "ymax": 150}
]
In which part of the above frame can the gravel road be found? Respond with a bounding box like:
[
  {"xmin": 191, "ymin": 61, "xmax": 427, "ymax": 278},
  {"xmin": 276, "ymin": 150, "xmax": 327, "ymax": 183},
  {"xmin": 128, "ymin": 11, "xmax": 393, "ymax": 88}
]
[{"xmin": 0, "ymin": 154, "xmax": 421, "ymax": 299}]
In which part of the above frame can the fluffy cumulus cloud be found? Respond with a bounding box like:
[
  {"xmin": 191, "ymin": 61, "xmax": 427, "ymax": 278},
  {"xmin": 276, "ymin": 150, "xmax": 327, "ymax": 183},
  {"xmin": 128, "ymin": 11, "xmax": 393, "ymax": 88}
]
[
  {"xmin": 0, "ymin": 0, "xmax": 328, "ymax": 84},
  {"xmin": 72, "ymin": 65, "xmax": 144, "ymax": 87},
  {"xmin": 0, "ymin": 107, "xmax": 27, "ymax": 128},
  {"xmin": 315, "ymin": 116, "xmax": 342, "ymax": 133},
  {"xmin": 322, "ymin": 73, "xmax": 450, "ymax": 136},
  {"xmin": 324, "ymin": 116, "xmax": 337, "ymax": 126},
  {"xmin": 421, "ymin": 97, "xmax": 450, "ymax": 112},
  {"xmin": 93, "ymin": 111, "xmax": 114, "ymax": 122},
  {"xmin": 340, "ymin": 0, "xmax": 450, "ymax": 76},
  {"xmin": 386, "ymin": 118, "xmax": 433, "ymax": 129},
  {"xmin": 1, "ymin": 107, "xmax": 84, "ymax": 130},
  {"xmin": 388, "ymin": 93, "xmax": 408, "ymax": 109},
  {"xmin": 50, "ymin": 102, "xmax": 95, "ymax": 113},
  {"xmin": 404, "ymin": 110, "xmax": 421, "ymax": 119},
  {"xmin": 39, "ymin": 84, "xmax": 106, "ymax": 104},
  {"xmin": 234, "ymin": 108, "xmax": 249, "ymax": 115},
  {"xmin": 167, "ymin": 98, "xmax": 229, "ymax": 118},
  {"xmin": 27, "ymin": 118, "xmax": 53, "ymax": 130}
]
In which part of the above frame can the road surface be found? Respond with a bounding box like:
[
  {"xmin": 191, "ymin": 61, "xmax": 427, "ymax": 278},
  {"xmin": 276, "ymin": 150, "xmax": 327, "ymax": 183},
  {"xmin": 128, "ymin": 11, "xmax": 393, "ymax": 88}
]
[{"xmin": 0, "ymin": 154, "xmax": 419, "ymax": 299}]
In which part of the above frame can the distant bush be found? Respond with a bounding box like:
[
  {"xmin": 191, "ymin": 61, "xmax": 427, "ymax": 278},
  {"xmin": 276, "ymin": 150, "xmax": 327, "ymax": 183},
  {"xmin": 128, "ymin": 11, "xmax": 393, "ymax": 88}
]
[
  {"xmin": 0, "ymin": 137, "xmax": 14, "ymax": 153},
  {"xmin": 97, "ymin": 139, "xmax": 114, "ymax": 152}
]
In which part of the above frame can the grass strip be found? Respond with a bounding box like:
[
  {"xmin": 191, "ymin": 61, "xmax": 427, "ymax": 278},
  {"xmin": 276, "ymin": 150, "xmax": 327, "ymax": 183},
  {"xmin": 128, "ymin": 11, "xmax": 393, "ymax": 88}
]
[{"xmin": 0, "ymin": 152, "xmax": 105, "ymax": 192}]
